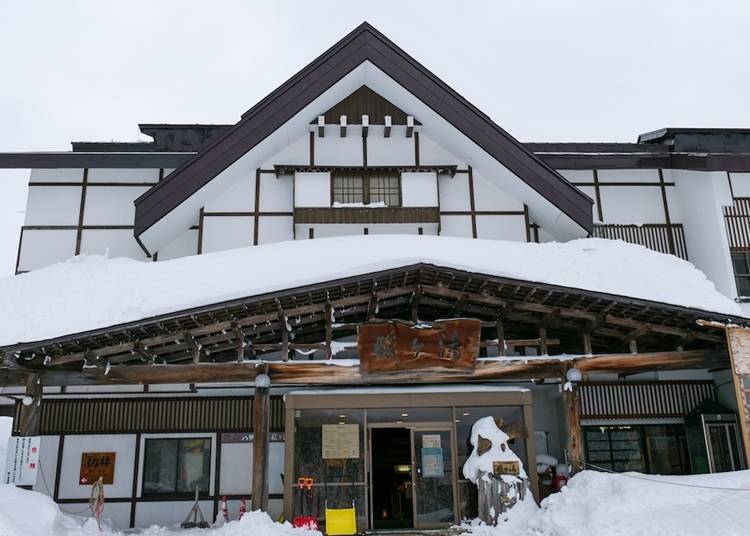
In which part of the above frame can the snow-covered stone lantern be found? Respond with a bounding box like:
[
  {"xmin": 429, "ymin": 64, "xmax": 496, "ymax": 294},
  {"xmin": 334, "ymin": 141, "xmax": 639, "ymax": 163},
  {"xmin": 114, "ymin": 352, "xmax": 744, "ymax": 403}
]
[{"xmin": 462, "ymin": 416, "xmax": 530, "ymax": 525}]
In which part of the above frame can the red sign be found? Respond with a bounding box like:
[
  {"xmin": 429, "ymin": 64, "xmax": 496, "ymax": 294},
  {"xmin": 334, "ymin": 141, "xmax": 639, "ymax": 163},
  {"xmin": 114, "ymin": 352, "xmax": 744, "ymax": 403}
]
[{"xmin": 358, "ymin": 319, "xmax": 481, "ymax": 373}]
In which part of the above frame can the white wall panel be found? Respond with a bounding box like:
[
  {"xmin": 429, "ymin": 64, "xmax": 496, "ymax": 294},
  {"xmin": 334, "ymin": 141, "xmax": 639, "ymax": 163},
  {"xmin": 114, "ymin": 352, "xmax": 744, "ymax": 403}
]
[
  {"xmin": 219, "ymin": 443, "xmax": 251, "ymax": 494},
  {"xmin": 158, "ymin": 229, "xmax": 198, "ymax": 260},
  {"xmin": 557, "ymin": 170, "xmax": 594, "ymax": 182},
  {"xmin": 476, "ymin": 215, "xmax": 527, "ymax": 241},
  {"xmin": 135, "ymin": 501, "xmax": 214, "ymax": 528},
  {"xmin": 300, "ymin": 223, "xmax": 438, "ymax": 239},
  {"xmin": 597, "ymin": 169, "xmax": 660, "ymax": 183},
  {"xmin": 87, "ymin": 168, "xmax": 159, "ymax": 183},
  {"xmin": 418, "ymin": 133, "xmax": 461, "ymax": 165},
  {"xmin": 473, "ymin": 172, "xmax": 524, "ymax": 211},
  {"xmin": 314, "ymin": 130, "xmax": 364, "ymax": 166},
  {"xmin": 58, "ymin": 434, "xmax": 136, "ymax": 499},
  {"xmin": 258, "ymin": 217, "xmax": 294, "ymax": 244},
  {"xmin": 29, "ymin": 168, "xmax": 84, "ymax": 183},
  {"xmin": 440, "ymin": 216, "xmax": 473, "ymax": 237},
  {"xmin": 18, "ymin": 229, "xmax": 77, "ymax": 271},
  {"xmin": 665, "ymin": 187, "xmax": 683, "ymax": 222},
  {"xmin": 730, "ymin": 172, "xmax": 750, "ymax": 197},
  {"xmin": 204, "ymin": 176, "xmax": 254, "ymax": 212},
  {"xmin": 575, "ymin": 185, "xmax": 599, "ymax": 221},
  {"xmin": 25, "ymin": 186, "xmax": 81, "ymax": 225},
  {"xmin": 260, "ymin": 133, "xmax": 310, "ymax": 169},
  {"xmin": 366, "ymin": 130, "xmax": 415, "ymax": 165},
  {"xmin": 401, "ymin": 172, "xmax": 437, "ymax": 207},
  {"xmin": 83, "ymin": 186, "xmax": 149, "ymax": 225},
  {"xmin": 294, "ymin": 172, "xmax": 331, "ymax": 207},
  {"xmin": 438, "ymin": 175, "xmax": 471, "ymax": 211},
  {"xmin": 598, "ymin": 186, "xmax": 665, "ymax": 224},
  {"xmin": 201, "ymin": 217, "xmax": 253, "ymax": 253},
  {"xmin": 258, "ymin": 175, "xmax": 293, "ymax": 212},
  {"xmin": 98, "ymin": 502, "xmax": 132, "ymax": 529},
  {"xmin": 32, "ymin": 436, "xmax": 60, "ymax": 497},
  {"xmin": 80, "ymin": 230, "xmax": 148, "ymax": 260}
]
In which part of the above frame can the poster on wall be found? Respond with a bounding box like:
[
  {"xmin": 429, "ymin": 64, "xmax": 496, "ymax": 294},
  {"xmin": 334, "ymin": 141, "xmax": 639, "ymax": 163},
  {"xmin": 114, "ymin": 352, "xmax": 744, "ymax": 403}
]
[
  {"xmin": 421, "ymin": 447, "xmax": 444, "ymax": 478},
  {"xmin": 322, "ymin": 424, "xmax": 359, "ymax": 459},
  {"xmin": 4, "ymin": 436, "xmax": 41, "ymax": 486},
  {"xmin": 79, "ymin": 452, "xmax": 116, "ymax": 485}
]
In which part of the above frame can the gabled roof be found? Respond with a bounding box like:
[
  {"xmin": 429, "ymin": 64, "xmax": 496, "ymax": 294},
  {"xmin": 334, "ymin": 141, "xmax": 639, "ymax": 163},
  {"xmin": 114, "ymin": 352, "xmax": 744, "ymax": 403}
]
[{"xmin": 133, "ymin": 22, "xmax": 592, "ymax": 247}]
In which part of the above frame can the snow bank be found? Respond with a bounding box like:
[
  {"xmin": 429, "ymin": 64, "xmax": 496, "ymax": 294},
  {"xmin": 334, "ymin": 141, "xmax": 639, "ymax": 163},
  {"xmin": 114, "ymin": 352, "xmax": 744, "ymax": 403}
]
[
  {"xmin": 0, "ymin": 485, "xmax": 320, "ymax": 536},
  {"xmin": 462, "ymin": 416, "xmax": 527, "ymax": 483},
  {"xmin": 0, "ymin": 235, "xmax": 740, "ymax": 347},
  {"xmin": 462, "ymin": 469, "xmax": 750, "ymax": 536}
]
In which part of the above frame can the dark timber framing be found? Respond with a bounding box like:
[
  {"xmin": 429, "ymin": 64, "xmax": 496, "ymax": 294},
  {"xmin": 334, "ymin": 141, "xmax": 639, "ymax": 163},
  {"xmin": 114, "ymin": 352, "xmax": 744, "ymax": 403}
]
[{"xmin": 132, "ymin": 23, "xmax": 592, "ymax": 244}]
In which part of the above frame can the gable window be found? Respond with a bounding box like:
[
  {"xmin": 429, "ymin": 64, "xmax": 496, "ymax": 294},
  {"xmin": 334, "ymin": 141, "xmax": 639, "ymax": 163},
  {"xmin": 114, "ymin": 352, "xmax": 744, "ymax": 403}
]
[
  {"xmin": 731, "ymin": 251, "xmax": 750, "ymax": 298},
  {"xmin": 142, "ymin": 437, "xmax": 211, "ymax": 495},
  {"xmin": 332, "ymin": 171, "xmax": 401, "ymax": 206}
]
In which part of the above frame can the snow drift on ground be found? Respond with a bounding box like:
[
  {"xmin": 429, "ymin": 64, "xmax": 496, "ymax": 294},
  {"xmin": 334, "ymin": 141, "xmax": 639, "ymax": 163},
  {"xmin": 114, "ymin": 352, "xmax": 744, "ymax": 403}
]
[
  {"xmin": 0, "ymin": 235, "xmax": 741, "ymax": 346},
  {"xmin": 0, "ymin": 485, "xmax": 320, "ymax": 536},
  {"xmin": 464, "ymin": 469, "xmax": 750, "ymax": 536}
]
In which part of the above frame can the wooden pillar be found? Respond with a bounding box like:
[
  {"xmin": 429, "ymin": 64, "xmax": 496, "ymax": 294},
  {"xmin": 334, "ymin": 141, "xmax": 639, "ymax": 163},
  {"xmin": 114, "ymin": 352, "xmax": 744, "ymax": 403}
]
[
  {"xmin": 18, "ymin": 373, "xmax": 42, "ymax": 436},
  {"xmin": 251, "ymin": 376, "xmax": 270, "ymax": 512},
  {"xmin": 724, "ymin": 327, "xmax": 750, "ymax": 467},
  {"xmin": 562, "ymin": 365, "xmax": 584, "ymax": 475}
]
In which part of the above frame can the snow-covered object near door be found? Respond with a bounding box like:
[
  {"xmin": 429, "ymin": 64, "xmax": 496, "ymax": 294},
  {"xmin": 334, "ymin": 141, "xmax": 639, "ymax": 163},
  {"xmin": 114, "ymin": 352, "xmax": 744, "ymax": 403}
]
[
  {"xmin": 462, "ymin": 416, "xmax": 527, "ymax": 484},
  {"xmin": 462, "ymin": 416, "xmax": 532, "ymax": 525}
]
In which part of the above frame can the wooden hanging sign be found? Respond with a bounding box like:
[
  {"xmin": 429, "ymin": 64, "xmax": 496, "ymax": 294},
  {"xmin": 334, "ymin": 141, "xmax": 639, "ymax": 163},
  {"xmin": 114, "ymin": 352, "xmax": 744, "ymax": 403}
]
[
  {"xmin": 79, "ymin": 452, "xmax": 116, "ymax": 485},
  {"xmin": 358, "ymin": 319, "xmax": 481, "ymax": 373},
  {"xmin": 492, "ymin": 460, "xmax": 520, "ymax": 476}
]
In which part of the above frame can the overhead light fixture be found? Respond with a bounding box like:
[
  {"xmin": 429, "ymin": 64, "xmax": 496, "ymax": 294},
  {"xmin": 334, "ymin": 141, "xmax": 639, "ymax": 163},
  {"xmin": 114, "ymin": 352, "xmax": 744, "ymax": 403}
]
[
  {"xmin": 401, "ymin": 412, "xmax": 409, "ymax": 417},
  {"xmin": 339, "ymin": 414, "xmax": 346, "ymax": 418},
  {"xmin": 462, "ymin": 412, "xmax": 470, "ymax": 416}
]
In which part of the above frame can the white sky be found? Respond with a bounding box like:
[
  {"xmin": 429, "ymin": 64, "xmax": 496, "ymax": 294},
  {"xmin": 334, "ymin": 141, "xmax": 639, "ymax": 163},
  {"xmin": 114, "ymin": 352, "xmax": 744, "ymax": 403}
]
[{"xmin": 0, "ymin": 0, "xmax": 748, "ymax": 277}]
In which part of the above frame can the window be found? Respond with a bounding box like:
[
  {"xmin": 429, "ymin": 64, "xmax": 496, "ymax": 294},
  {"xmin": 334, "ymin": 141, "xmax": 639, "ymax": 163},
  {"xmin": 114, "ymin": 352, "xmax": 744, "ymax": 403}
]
[
  {"xmin": 731, "ymin": 251, "xmax": 750, "ymax": 297},
  {"xmin": 583, "ymin": 425, "xmax": 689, "ymax": 474},
  {"xmin": 332, "ymin": 171, "xmax": 400, "ymax": 206},
  {"xmin": 142, "ymin": 437, "xmax": 211, "ymax": 495}
]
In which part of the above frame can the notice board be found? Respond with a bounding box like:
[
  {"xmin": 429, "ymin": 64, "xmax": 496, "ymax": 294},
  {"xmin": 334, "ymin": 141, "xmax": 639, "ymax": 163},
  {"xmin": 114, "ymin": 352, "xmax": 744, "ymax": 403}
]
[
  {"xmin": 322, "ymin": 424, "xmax": 359, "ymax": 459},
  {"xmin": 79, "ymin": 452, "xmax": 116, "ymax": 485}
]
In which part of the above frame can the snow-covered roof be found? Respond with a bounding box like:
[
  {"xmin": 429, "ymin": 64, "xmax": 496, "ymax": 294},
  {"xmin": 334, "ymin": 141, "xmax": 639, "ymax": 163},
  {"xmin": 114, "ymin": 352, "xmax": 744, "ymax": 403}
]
[{"xmin": 0, "ymin": 235, "xmax": 741, "ymax": 348}]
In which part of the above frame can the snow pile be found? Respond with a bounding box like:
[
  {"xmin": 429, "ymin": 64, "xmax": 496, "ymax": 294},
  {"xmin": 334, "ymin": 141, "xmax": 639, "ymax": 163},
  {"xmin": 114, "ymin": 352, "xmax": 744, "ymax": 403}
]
[
  {"xmin": 462, "ymin": 469, "xmax": 750, "ymax": 536},
  {"xmin": 0, "ymin": 485, "xmax": 321, "ymax": 536},
  {"xmin": 0, "ymin": 235, "xmax": 741, "ymax": 347},
  {"xmin": 463, "ymin": 416, "xmax": 528, "ymax": 483}
]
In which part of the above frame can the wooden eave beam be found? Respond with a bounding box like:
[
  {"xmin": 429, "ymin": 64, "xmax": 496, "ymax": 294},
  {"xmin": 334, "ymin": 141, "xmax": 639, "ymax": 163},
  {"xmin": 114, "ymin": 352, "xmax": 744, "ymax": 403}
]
[{"xmin": 8, "ymin": 349, "xmax": 728, "ymax": 387}]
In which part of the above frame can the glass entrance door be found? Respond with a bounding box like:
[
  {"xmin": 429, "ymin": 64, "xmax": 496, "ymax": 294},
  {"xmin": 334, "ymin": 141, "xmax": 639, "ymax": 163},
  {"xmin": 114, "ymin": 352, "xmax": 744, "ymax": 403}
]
[
  {"xmin": 412, "ymin": 427, "xmax": 455, "ymax": 529},
  {"xmin": 707, "ymin": 422, "xmax": 743, "ymax": 472}
]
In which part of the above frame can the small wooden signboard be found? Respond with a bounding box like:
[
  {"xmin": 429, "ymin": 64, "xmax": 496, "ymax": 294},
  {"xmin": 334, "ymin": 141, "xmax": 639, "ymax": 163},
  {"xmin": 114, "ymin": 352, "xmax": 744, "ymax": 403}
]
[
  {"xmin": 492, "ymin": 461, "xmax": 520, "ymax": 476},
  {"xmin": 358, "ymin": 319, "xmax": 481, "ymax": 374},
  {"xmin": 79, "ymin": 452, "xmax": 116, "ymax": 485}
]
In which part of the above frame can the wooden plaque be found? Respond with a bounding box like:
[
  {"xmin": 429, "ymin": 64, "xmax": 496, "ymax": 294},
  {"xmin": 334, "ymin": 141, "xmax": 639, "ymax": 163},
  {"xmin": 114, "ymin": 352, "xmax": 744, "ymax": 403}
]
[
  {"xmin": 492, "ymin": 460, "xmax": 520, "ymax": 476},
  {"xmin": 79, "ymin": 452, "xmax": 116, "ymax": 485},
  {"xmin": 358, "ymin": 319, "xmax": 481, "ymax": 374}
]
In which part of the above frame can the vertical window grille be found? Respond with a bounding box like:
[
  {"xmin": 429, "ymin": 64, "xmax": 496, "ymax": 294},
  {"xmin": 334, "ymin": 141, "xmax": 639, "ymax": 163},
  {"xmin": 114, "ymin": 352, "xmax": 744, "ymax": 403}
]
[
  {"xmin": 731, "ymin": 251, "xmax": 750, "ymax": 297},
  {"xmin": 332, "ymin": 174, "xmax": 364, "ymax": 204},
  {"xmin": 332, "ymin": 171, "xmax": 400, "ymax": 206},
  {"xmin": 368, "ymin": 173, "xmax": 401, "ymax": 206}
]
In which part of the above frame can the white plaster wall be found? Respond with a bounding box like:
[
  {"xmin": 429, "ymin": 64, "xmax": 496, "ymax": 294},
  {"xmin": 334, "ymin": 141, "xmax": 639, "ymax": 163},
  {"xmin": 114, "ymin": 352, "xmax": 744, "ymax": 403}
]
[
  {"xmin": 135, "ymin": 501, "xmax": 214, "ymax": 528},
  {"xmin": 25, "ymin": 186, "xmax": 81, "ymax": 225},
  {"xmin": 257, "ymin": 217, "xmax": 294, "ymax": 244},
  {"xmin": 530, "ymin": 385, "xmax": 565, "ymax": 463},
  {"xmin": 557, "ymin": 170, "xmax": 594, "ymax": 183},
  {"xmin": 418, "ymin": 133, "xmax": 461, "ymax": 166},
  {"xmin": 219, "ymin": 443, "xmax": 251, "ymax": 495},
  {"xmin": 597, "ymin": 169, "xmax": 660, "ymax": 183},
  {"xmin": 438, "ymin": 175, "xmax": 471, "ymax": 211},
  {"xmin": 665, "ymin": 186, "xmax": 683, "ymax": 222},
  {"xmin": 158, "ymin": 229, "xmax": 199, "ymax": 261},
  {"xmin": 294, "ymin": 172, "xmax": 331, "ymax": 207},
  {"xmin": 32, "ymin": 436, "xmax": 60, "ymax": 497},
  {"xmin": 201, "ymin": 217, "xmax": 253, "ymax": 253},
  {"xmin": 672, "ymin": 170, "xmax": 736, "ymax": 298},
  {"xmin": 476, "ymin": 215, "xmax": 527, "ymax": 241},
  {"xmin": 300, "ymin": 223, "xmax": 438, "ymax": 239},
  {"xmin": 366, "ymin": 128, "xmax": 416, "ymax": 165},
  {"xmin": 401, "ymin": 172, "xmax": 437, "ymax": 207},
  {"xmin": 204, "ymin": 176, "xmax": 255, "ymax": 212},
  {"xmin": 598, "ymin": 186, "xmax": 665, "ymax": 224},
  {"xmin": 97, "ymin": 503, "xmax": 132, "ymax": 529},
  {"xmin": 258, "ymin": 175, "xmax": 293, "ymax": 212},
  {"xmin": 83, "ymin": 186, "xmax": 149, "ymax": 225},
  {"xmin": 260, "ymin": 133, "xmax": 310, "ymax": 169},
  {"xmin": 87, "ymin": 168, "xmax": 160, "ymax": 183},
  {"xmin": 729, "ymin": 172, "xmax": 750, "ymax": 197},
  {"xmin": 29, "ymin": 168, "xmax": 85, "ymax": 183},
  {"xmin": 17, "ymin": 229, "xmax": 77, "ymax": 271},
  {"xmin": 574, "ymin": 185, "xmax": 598, "ymax": 220},
  {"xmin": 58, "ymin": 434, "xmax": 136, "ymax": 499},
  {"xmin": 440, "ymin": 215, "xmax": 473, "ymax": 237},
  {"xmin": 314, "ymin": 128, "xmax": 364, "ymax": 166},
  {"xmin": 473, "ymin": 172, "xmax": 525, "ymax": 212},
  {"xmin": 79, "ymin": 230, "xmax": 148, "ymax": 260}
]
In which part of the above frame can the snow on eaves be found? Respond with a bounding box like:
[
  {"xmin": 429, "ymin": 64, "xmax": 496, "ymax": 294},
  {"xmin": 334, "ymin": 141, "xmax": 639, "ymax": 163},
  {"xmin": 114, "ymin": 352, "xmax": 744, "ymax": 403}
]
[{"xmin": 0, "ymin": 235, "xmax": 741, "ymax": 347}]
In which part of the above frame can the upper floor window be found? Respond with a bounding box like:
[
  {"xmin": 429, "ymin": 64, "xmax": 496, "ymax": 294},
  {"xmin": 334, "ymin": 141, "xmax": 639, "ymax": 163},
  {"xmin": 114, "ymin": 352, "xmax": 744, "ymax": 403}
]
[
  {"xmin": 731, "ymin": 251, "xmax": 750, "ymax": 297},
  {"xmin": 142, "ymin": 437, "xmax": 211, "ymax": 495},
  {"xmin": 332, "ymin": 171, "xmax": 401, "ymax": 206}
]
